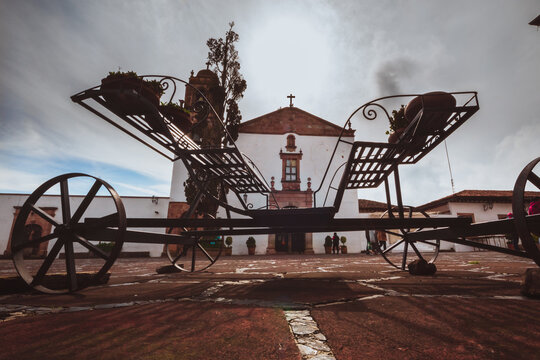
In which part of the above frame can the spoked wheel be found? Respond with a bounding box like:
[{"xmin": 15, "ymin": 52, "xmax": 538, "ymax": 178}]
[
  {"xmin": 376, "ymin": 206, "xmax": 440, "ymax": 270},
  {"xmin": 512, "ymin": 157, "xmax": 540, "ymax": 267},
  {"xmin": 165, "ymin": 214, "xmax": 223, "ymax": 272},
  {"xmin": 10, "ymin": 173, "xmax": 126, "ymax": 293}
]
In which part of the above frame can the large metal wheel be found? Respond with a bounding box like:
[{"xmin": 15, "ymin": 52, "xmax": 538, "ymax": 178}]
[
  {"xmin": 376, "ymin": 206, "xmax": 440, "ymax": 270},
  {"xmin": 512, "ymin": 157, "xmax": 540, "ymax": 267},
  {"xmin": 165, "ymin": 214, "xmax": 223, "ymax": 272},
  {"xmin": 11, "ymin": 173, "xmax": 126, "ymax": 293}
]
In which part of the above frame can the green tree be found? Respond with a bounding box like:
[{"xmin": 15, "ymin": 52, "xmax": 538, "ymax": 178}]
[
  {"xmin": 206, "ymin": 21, "xmax": 247, "ymax": 143},
  {"xmin": 184, "ymin": 22, "xmax": 246, "ymax": 217}
]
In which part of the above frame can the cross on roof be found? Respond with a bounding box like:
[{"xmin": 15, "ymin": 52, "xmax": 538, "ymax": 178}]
[
  {"xmin": 287, "ymin": 94, "xmax": 295, "ymax": 107},
  {"xmin": 206, "ymin": 61, "xmax": 211, "ymax": 69}
]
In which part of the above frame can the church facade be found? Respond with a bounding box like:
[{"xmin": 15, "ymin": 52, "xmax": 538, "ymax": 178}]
[{"xmin": 169, "ymin": 69, "xmax": 366, "ymax": 255}]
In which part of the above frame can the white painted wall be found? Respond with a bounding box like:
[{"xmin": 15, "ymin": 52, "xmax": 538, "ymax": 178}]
[
  {"xmin": 231, "ymin": 132, "xmax": 367, "ymax": 254},
  {"xmin": 170, "ymin": 159, "xmax": 189, "ymax": 202},
  {"xmin": 448, "ymin": 201, "xmax": 511, "ymax": 251},
  {"xmin": 0, "ymin": 194, "xmax": 169, "ymax": 257}
]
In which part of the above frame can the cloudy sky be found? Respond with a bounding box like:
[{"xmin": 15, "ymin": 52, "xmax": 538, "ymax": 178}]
[{"xmin": 0, "ymin": 1, "xmax": 539, "ymax": 206}]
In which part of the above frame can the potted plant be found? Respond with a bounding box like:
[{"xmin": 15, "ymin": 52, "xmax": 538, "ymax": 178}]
[
  {"xmin": 387, "ymin": 104, "xmax": 427, "ymax": 155},
  {"xmin": 96, "ymin": 241, "xmax": 115, "ymax": 255},
  {"xmin": 404, "ymin": 91, "xmax": 456, "ymax": 135},
  {"xmin": 340, "ymin": 236, "xmax": 348, "ymax": 254},
  {"xmin": 246, "ymin": 236, "xmax": 256, "ymax": 255},
  {"xmin": 101, "ymin": 71, "xmax": 164, "ymax": 114},
  {"xmin": 386, "ymin": 105, "xmax": 409, "ymax": 144},
  {"xmin": 225, "ymin": 236, "xmax": 233, "ymax": 256},
  {"xmin": 159, "ymin": 102, "xmax": 193, "ymax": 133},
  {"xmin": 324, "ymin": 235, "xmax": 332, "ymax": 254}
]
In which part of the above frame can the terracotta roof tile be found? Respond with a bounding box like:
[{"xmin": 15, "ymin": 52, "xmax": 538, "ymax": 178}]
[
  {"xmin": 239, "ymin": 107, "xmax": 355, "ymax": 137},
  {"xmin": 358, "ymin": 199, "xmax": 392, "ymax": 213}
]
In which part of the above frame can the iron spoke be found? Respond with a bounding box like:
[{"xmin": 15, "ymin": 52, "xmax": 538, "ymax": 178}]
[
  {"xmin": 31, "ymin": 238, "xmax": 65, "ymax": 286},
  {"xmin": 13, "ymin": 233, "xmax": 58, "ymax": 253},
  {"xmin": 64, "ymin": 236, "xmax": 77, "ymax": 291},
  {"xmin": 74, "ymin": 234, "xmax": 110, "ymax": 261},
  {"xmin": 172, "ymin": 249, "xmax": 183, "ymax": 265},
  {"xmin": 60, "ymin": 179, "xmax": 72, "ymax": 224},
  {"xmin": 401, "ymin": 241, "xmax": 409, "ymax": 270},
  {"xmin": 70, "ymin": 180, "xmax": 102, "ymax": 225},
  {"xmin": 197, "ymin": 243, "xmax": 215, "ymax": 262},
  {"xmin": 30, "ymin": 204, "xmax": 59, "ymax": 227},
  {"xmin": 383, "ymin": 230, "xmax": 402, "ymax": 237},
  {"xmin": 409, "ymin": 241, "xmax": 424, "ymax": 259},
  {"xmin": 191, "ymin": 242, "xmax": 197, "ymax": 272},
  {"xmin": 382, "ymin": 239, "xmax": 404, "ymax": 254},
  {"xmin": 528, "ymin": 171, "xmax": 540, "ymax": 190}
]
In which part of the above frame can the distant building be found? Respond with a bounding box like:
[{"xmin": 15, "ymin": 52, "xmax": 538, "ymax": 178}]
[
  {"xmin": 358, "ymin": 199, "xmax": 391, "ymax": 213},
  {"xmin": 417, "ymin": 190, "xmax": 540, "ymax": 251}
]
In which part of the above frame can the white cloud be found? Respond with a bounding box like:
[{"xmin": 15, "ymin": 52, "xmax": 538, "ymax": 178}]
[{"xmin": 1, "ymin": 0, "xmax": 539, "ymax": 203}]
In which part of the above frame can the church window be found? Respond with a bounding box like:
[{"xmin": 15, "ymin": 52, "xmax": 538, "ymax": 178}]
[
  {"xmin": 285, "ymin": 159, "xmax": 297, "ymax": 181},
  {"xmin": 286, "ymin": 135, "xmax": 296, "ymax": 152}
]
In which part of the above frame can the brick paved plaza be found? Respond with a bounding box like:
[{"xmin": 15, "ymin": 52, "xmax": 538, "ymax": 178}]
[{"xmin": 1, "ymin": 252, "xmax": 539, "ymax": 359}]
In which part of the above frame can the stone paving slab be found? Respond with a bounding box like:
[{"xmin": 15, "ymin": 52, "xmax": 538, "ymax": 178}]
[
  {"xmin": 0, "ymin": 302, "xmax": 300, "ymax": 360},
  {"xmin": 370, "ymin": 272, "xmax": 522, "ymax": 296},
  {"xmin": 0, "ymin": 252, "xmax": 539, "ymax": 359},
  {"xmin": 0, "ymin": 280, "xmax": 214, "ymax": 308},
  {"xmin": 312, "ymin": 296, "xmax": 540, "ymax": 360}
]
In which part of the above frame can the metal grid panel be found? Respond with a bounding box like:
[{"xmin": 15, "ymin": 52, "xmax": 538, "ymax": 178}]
[
  {"xmin": 94, "ymin": 90, "xmax": 199, "ymax": 151},
  {"xmin": 72, "ymin": 89, "xmax": 270, "ymax": 194},
  {"xmin": 184, "ymin": 148, "xmax": 270, "ymax": 193},
  {"xmin": 395, "ymin": 104, "xmax": 480, "ymax": 164},
  {"xmin": 344, "ymin": 142, "xmax": 403, "ymax": 189},
  {"xmin": 342, "ymin": 103, "xmax": 479, "ymax": 190}
]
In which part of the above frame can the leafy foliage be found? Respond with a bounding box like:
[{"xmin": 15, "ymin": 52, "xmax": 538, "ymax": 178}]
[
  {"xmin": 340, "ymin": 236, "xmax": 347, "ymax": 245},
  {"xmin": 206, "ymin": 21, "xmax": 247, "ymax": 143},
  {"xmin": 324, "ymin": 236, "xmax": 332, "ymax": 247},
  {"xmin": 160, "ymin": 101, "xmax": 190, "ymax": 114},
  {"xmin": 184, "ymin": 22, "xmax": 246, "ymax": 217},
  {"xmin": 106, "ymin": 71, "xmax": 164, "ymax": 96},
  {"xmin": 225, "ymin": 236, "xmax": 233, "ymax": 247},
  {"xmin": 96, "ymin": 241, "xmax": 115, "ymax": 253},
  {"xmin": 386, "ymin": 105, "xmax": 408, "ymax": 134},
  {"xmin": 246, "ymin": 236, "xmax": 256, "ymax": 248},
  {"xmin": 183, "ymin": 176, "xmax": 221, "ymax": 216}
]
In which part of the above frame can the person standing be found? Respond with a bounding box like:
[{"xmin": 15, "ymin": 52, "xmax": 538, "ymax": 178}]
[
  {"xmin": 332, "ymin": 232, "xmax": 340, "ymax": 254},
  {"xmin": 366, "ymin": 230, "xmax": 376, "ymax": 255},
  {"xmin": 376, "ymin": 230, "xmax": 387, "ymax": 251},
  {"xmin": 506, "ymin": 212, "xmax": 519, "ymax": 250}
]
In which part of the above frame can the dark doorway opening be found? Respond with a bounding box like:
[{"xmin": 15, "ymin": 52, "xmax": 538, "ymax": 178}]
[
  {"xmin": 23, "ymin": 223, "xmax": 43, "ymax": 257},
  {"xmin": 276, "ymin": 232, "xmax": 305, "ymax": 254}
]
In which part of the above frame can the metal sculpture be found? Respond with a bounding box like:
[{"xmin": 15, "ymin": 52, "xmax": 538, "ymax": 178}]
[{"xmin": 8, "ymin": 74, "xmax": 540, "ymax": 293}]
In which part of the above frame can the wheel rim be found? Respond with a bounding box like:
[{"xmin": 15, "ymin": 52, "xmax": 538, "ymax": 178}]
[
  {"xmin": 11, "ymin": 173, "xmax": 126, "ymax": 293},
  {"xmin": 376, "ymin": 206, "xmax": 440, "ymax": 270},
  {"xmin": 165, "ymin": 214, "xmax": 223, "ymax": 272},
  {"xmin": 512, "ymin": 157, "xmax": 540, "ymax": 266}
]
